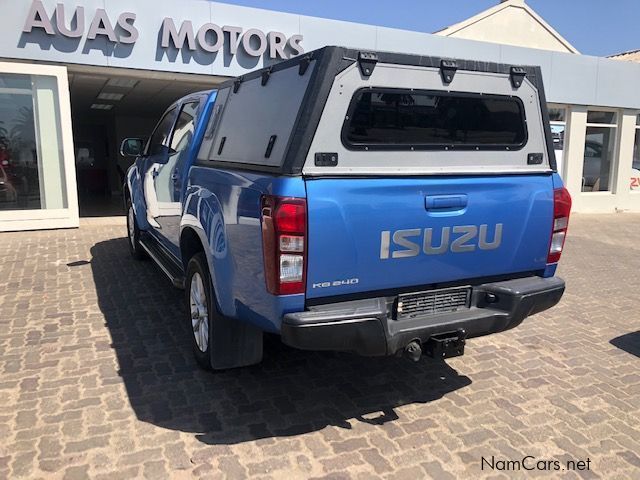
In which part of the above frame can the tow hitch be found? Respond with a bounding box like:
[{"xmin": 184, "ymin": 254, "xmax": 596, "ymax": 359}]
[{"xmin": 424, "ymin": 329, "xmax": 466, "ymax": 359}]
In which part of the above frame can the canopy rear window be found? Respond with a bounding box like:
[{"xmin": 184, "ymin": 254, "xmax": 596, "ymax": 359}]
[{"xmin": 342, "ymin": 88, "xmax": 527, "ymax": 151}]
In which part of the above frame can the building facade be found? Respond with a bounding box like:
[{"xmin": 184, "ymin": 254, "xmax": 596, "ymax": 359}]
[{"xmin": 1, "ymin": 0, "xmax": 640, "ymax": 231}]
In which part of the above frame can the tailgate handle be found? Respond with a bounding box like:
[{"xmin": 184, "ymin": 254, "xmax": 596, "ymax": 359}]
[{"xmin": 425, "ymin": 194, "xmax": 467, "ymax": 211}]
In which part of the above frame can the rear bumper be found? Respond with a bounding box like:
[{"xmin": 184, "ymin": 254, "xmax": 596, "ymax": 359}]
[{"xmin": 281, "ymin": 276, "xmax": 565, "ymax": 356}]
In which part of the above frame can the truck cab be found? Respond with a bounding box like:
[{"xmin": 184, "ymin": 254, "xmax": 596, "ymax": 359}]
[{"xmin": 123, "ymin": 47, "xmax": 569, "ymax": 370}]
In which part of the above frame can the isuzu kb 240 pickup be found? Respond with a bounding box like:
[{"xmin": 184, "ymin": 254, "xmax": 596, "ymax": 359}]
[{"xmin": 122, "ymin": 46, "xmax": 570, "ymax": 370}]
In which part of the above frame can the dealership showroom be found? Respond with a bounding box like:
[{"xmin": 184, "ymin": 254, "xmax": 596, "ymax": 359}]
[{"xmin": 1, "ymin": 0, "xmax": 640, "ymax": 233}]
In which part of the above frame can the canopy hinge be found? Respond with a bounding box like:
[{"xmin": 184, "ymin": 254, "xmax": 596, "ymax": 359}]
[
  {"xmin": 261, "ymin": 66, "xmax": 273, "ymax": 86},
  {"xmin": 299, "ymin": 55, "xmax": 311, "ymax": 75},
  {"xmin": 440, "ymin": 59, "xmax": 457, "ymax": 84},
  {"xmin": 358, "ymin": 51, "xmax": 378, "ymax": 77},
  {"xmin": 510, "ymin": 66, "xmax": 527, "ymax": 89},
  {"xmin": 233, "ymin": 76, "xmax": 243, "ymax": 93}
]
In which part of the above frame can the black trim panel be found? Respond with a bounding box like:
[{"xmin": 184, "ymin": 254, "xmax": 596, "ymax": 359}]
[{"xmin": 305, "ymin": 269, "xmax": 540, "ymax": 307}]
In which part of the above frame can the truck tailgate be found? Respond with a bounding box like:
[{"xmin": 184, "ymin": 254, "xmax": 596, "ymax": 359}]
[{"xmin": 305, "ymin": 174, "xmax": 554, "ymax": 299}]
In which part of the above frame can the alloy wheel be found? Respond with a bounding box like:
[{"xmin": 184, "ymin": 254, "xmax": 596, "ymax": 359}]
[{"xmin": 189, "ymin": 272, "xmax": 209, "ymax": 352}]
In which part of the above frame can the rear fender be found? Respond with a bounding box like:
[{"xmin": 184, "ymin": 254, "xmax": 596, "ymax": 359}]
[{"xmin": 181, "ymin": 186, "xmax": 234, "ymax": 318}]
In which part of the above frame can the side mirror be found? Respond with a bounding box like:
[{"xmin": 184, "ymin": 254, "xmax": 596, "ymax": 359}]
[{"xmin": 120, "ymin": 138, "xmax": 145, "ymax": 157}]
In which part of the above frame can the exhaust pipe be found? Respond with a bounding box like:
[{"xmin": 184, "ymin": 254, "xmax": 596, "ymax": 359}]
[{"xmin": 404, "ymin": 340, "xmax": 422, "ymax": 362}]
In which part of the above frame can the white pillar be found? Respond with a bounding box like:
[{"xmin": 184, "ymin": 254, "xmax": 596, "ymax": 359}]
[
  {"xmin": 33, "ymin": 75, "xmax": 67, "ymax": 210},
  {"xmin": 612, "ymin": 110, "xmax": 635, "ymax": 209},
  {"xmin": 561, "ymin": 105, "xmax": 587, "ymax": 209}
]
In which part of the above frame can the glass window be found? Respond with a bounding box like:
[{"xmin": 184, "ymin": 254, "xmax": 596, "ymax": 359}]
[
  {"xmin": 548, "ymin": 107, "xmax": 566, "ymax": 122},
  {"xmin": 587, "ymin": 111, "xmax": 616, "ymax": 125},
  {"xmin": 548, "ymin": 104, "xmax": 567, "ymax": 178},
  {"xmin": 343, "ymin": 89, "xmax": 527, "ymax": 150},
  {"xmin": 0, "ymin": 73, "xmax": 66, "ymax": 211},
  {"xmin": 154, "ymin": 102, "xmax": 200, "ymax": 205},
  {"xmin": 147, "ymin": 107, "xmax": 177, "ymax": 155},
  {"xmin": 582, "ymin": 110, "xmax": 617, "ymax": 192}
]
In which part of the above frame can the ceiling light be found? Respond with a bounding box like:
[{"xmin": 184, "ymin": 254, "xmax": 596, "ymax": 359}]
[
  {"xmin": 90, "ymin": 103, "xmax": 113, "ymax": 110},
  {"xmin": 106, "ymin": 78, "xmax": 138, "ymax": 88},
  {"xmin": 97, "ymin": 92, "xmax": 124, "ymax": 101}
]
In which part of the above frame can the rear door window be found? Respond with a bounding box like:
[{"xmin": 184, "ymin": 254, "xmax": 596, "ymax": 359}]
[
  {"xmin": 170, "ymin": 102, "xmax": 199, "ymax": 153},
  {"xmin": 146, "ymin": 107, "xmax": 177, "ymax": 156},
  {"xmin": 343, "ymin": 89, "xmax": 527, "ymax": 151}
]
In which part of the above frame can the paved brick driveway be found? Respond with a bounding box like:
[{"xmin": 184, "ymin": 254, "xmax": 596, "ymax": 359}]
[{"xmin": 0, "ymin": 214, "xmax": 639, "ymax": 479}]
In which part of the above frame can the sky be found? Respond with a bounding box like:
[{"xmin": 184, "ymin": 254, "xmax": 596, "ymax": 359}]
[{"xmin": 215, "ymin": 0, "xmax": 637, "ymax": 57}]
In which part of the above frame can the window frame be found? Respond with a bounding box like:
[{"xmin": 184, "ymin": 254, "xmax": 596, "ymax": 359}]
[
  {"xmin": 581, "ymin": 108, "xmax": 620, "ymax": 193},
  {"xmin": 0, "ymin": 61, "xmax": 78, "ymax": 231},
  {"xmin": 340, "ymin": 87, "xmax": 529, "ymax": 152}
]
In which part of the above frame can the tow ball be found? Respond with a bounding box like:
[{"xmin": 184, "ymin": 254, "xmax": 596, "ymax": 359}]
[{"xmin": 404, "ymin": 341, "xmax": 423, "ymax": 362}]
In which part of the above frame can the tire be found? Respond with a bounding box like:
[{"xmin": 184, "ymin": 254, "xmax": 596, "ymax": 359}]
[
  {"xmin": 185, "ymin": 252, "xmax": 263, "ymax": 371},
  {"xmin": 126, "ymin": 199, "xmax": 146, "ymax": 260},
  {"xmin": 186, "ymin": 252, "xmax": 214, "ymax": 370}
]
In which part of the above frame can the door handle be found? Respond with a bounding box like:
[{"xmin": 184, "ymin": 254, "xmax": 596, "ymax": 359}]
[
  {"xmin": 171, "ymin": 172, "xmax": 180, "ymax": 182},
  {"xmin": 425, "ymin": 194, "xmax": 468, "ymax": 211}
]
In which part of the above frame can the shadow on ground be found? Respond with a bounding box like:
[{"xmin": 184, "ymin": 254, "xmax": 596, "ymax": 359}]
[
  {"xmin": 610, "ymin": 331, "xmax": 640, "ymax": 358},
  {"xmin": 90, "ymin": 238, "xmax": 471, "ymax": 445}
]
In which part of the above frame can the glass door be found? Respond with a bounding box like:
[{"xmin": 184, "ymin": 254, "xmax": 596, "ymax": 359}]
[{"xmin": 0, "ymin": 62, "xmax": 77, "ymax": 231}]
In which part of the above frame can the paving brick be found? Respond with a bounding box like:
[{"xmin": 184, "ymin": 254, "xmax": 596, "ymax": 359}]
[
  {"xmin": 360, "ymin": 448, "xmax": 393, "ymax": 474},
  {"xmin": 0, "ymin": 215, "xmax": 639, "ymax": 479},
  {"xmin": 421, "ymin": 460, "xmax": 456, "ymax": 480},
  {"xmin": 331, "ymin": 438, "xmax": 369, "ymax": 454},
  {"xmin": 63, "ymin": 464, "xmax": 90, "ymax": 480}
]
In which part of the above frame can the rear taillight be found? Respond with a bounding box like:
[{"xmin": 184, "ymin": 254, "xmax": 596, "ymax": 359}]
[
  {"xmin": 547, "ymin": 187, "xmax": 572, "ymax": 264},
  {"xmin": 261, "ymin": 195, "xmax": 307, "ymax": 295}
]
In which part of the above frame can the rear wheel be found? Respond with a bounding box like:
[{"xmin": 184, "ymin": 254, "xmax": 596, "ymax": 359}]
[
  {"xmin": 126, "ymin": 199, "xmax": 146, "ymax": 260},
  {"xmin": 185, "ymin": 252, "xmax": 264, "ymax": 370},
  {"xmin": 186, "ymin": 253, "xmax": 213, "ymax": 370}
]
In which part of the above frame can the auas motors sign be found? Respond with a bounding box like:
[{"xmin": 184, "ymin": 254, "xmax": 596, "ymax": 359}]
[{"xmin": 22, "ymin": 0, "xmax": 304, "ymax": 59}]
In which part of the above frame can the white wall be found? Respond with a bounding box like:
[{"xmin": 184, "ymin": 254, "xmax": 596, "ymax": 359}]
[{"xmin": 440, "ymin": 6, "xmax": 572, "ymax": 53}]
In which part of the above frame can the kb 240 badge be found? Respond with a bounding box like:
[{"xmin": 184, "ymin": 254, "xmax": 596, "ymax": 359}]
[{"xmin": 312, "ymin": 278, "xmax": 360, "ymax": 289}]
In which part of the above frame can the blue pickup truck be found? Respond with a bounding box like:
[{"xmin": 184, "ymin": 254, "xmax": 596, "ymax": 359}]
[{"xmin": 122, "ymin": 46, "xmax": 570, "ymax": 370}]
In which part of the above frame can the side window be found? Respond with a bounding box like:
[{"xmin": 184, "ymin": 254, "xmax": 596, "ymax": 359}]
[
  {"xmin": 197, "ymin": 63, "xmax": 315, "ymax": 167},
  {"xmin": 147, "ymin": 107, "xmax": 177, "ymax": 155},
  {"xmin": 170, "ymin": 102, "xmax": 199, "ymax": 154}
]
